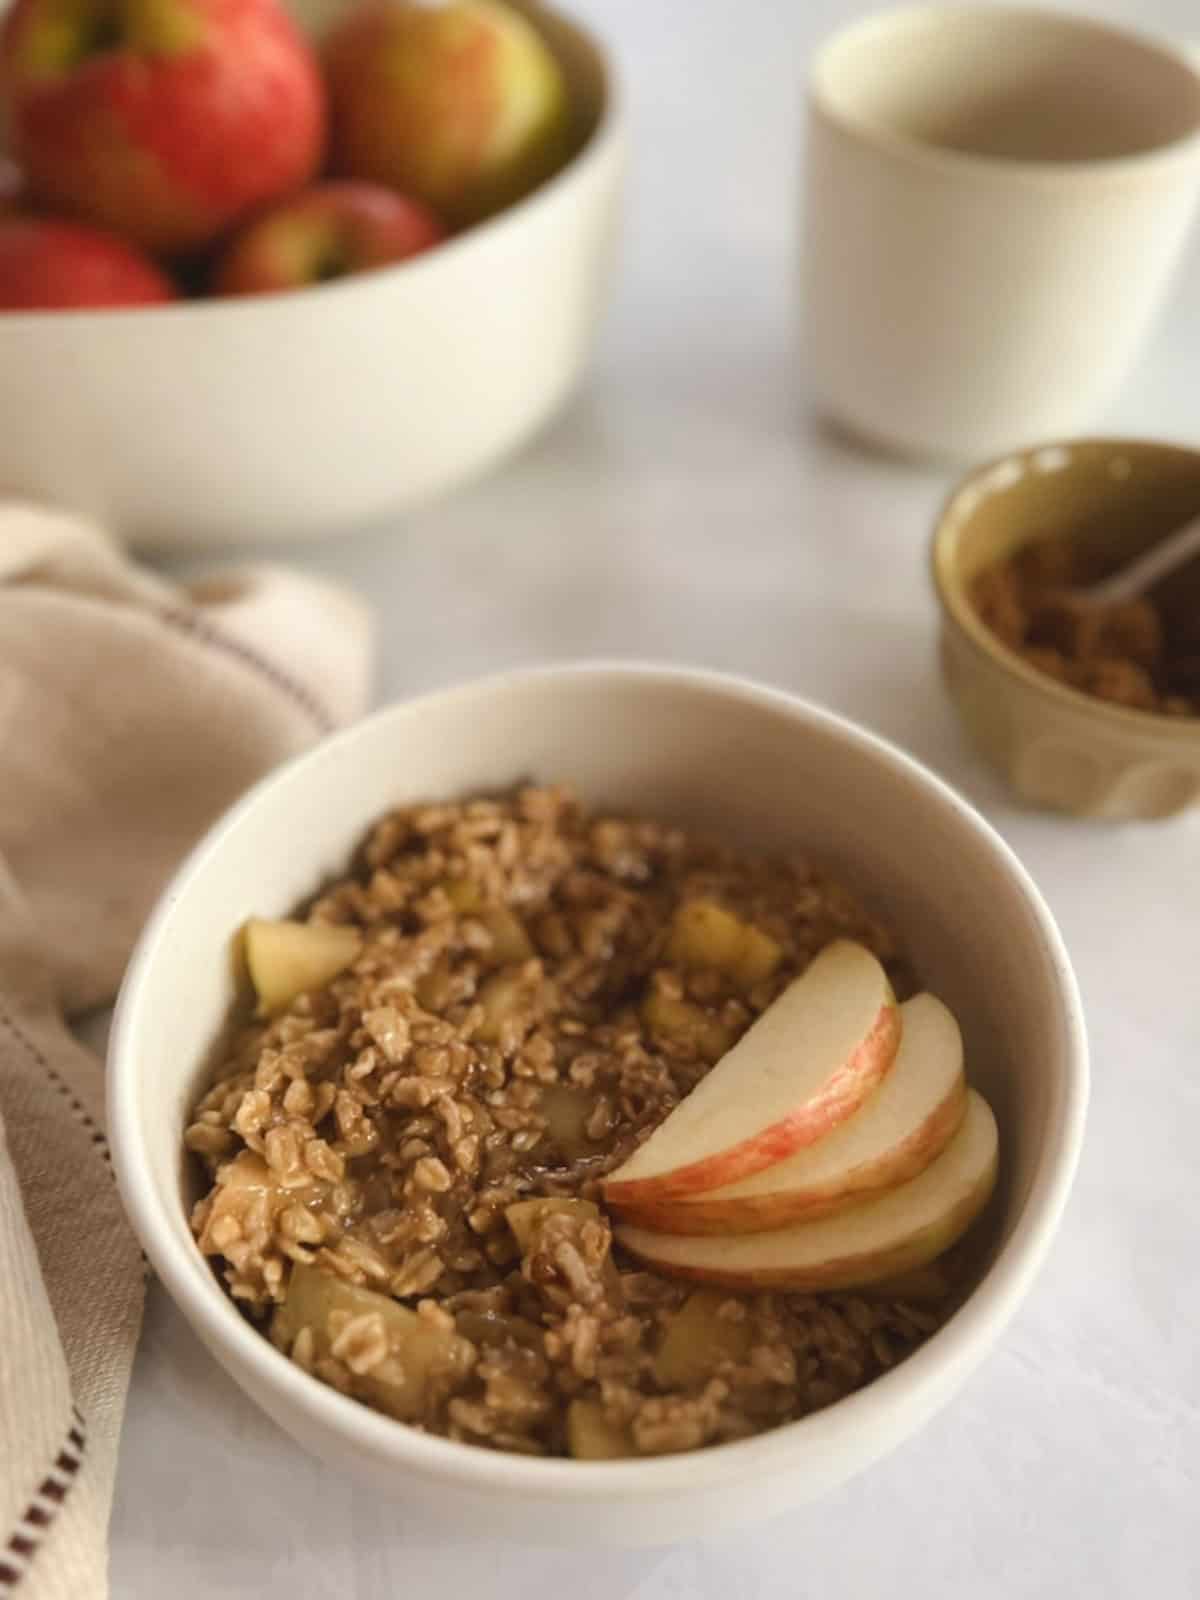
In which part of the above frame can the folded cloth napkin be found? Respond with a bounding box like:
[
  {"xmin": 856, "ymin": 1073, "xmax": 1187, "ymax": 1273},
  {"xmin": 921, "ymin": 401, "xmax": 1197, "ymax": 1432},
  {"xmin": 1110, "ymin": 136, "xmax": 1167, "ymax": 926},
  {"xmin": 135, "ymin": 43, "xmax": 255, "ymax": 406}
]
[{"xmin": 0, "ymin": 505, "xmax": 373, "ymax": 1599}]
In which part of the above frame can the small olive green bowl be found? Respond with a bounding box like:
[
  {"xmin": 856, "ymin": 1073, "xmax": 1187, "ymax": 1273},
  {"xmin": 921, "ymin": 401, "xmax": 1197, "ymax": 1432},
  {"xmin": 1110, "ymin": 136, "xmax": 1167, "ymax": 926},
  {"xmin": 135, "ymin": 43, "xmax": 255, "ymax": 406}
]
[{"xmin": 932, "ymin": 437, "xmax": 1200, "ymax": 820}]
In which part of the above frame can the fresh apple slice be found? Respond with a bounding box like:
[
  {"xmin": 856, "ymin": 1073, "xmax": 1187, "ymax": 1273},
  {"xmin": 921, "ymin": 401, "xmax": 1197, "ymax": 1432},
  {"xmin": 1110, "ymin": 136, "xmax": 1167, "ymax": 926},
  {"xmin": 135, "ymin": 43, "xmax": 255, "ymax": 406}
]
[
  {"xmin": 604, "ymin": 940, "xmax": 900, "ymax": 1205},
  {"xmin": 614, "ymin": 1090, "xmax": 998, "ymax": 1293},
  {"xmin": 244, "ymin": 917, "xmax": 362, "ymax": 1016},
  {"xmin": 611, "ymin": 994, "xmax": 965, "ymax": 1234}
]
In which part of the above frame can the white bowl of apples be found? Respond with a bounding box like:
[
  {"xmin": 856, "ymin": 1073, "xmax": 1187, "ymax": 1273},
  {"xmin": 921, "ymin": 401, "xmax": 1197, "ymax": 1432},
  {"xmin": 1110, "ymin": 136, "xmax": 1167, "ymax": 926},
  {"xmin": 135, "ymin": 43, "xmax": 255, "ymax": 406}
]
[
  {"xmin": 108, "ymin": 664, "xmax": 1088, "ymax": 1545},
  {"xmin": 0, "ymin": 0, "xmax": 622, "ymax": 548}
]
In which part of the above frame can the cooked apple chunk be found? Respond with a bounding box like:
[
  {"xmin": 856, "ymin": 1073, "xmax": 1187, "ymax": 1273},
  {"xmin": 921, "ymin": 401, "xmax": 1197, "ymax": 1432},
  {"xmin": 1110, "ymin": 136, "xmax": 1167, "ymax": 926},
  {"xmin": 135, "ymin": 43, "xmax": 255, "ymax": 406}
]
[
  {"xmin": 273, "ymin": 1263, "xmax": 461, "ymax": 1421},
  {"xmin": 666, "ymin": 899, "xmax": 782, "ymax": 990},
  {"xmin": 273, "ymin": 1261, "xmax": 413, "ymax": 1354},
  {"xmin": 505, "ymin": 1197, "xmax": 602, "ymax": 1253},
  {"xmin": 653, "ymin": 1289, "xmax": 752, "ymax": 1387},
  {"xmin": 480, "ymin": 906, "xmax": 534, "ymax": 965},
  {"xmin": 539, "ymin": 1081, "xmax": 596, "ymax": 1159},
  {"xmin": 442, "ymin": 878, "xmax": 534, "ymax": 964},
  {"xmin": 642, "ymin": 987, "xmax": 736, "ymax": 1061},
  {"xmin": 442, "ymin": 877, "xmax": 486, "ymax": 914},
  {"xmin": 475, "ymin": 967, "xmax": 534, "ymax": 1042},
  {"xmin": 244, "ymin": 917, "xmax": 361, "ymax": 1015},
  {"xmin": 566, "ymin": 1399, "xmax": 634, "ymax": 1460}
]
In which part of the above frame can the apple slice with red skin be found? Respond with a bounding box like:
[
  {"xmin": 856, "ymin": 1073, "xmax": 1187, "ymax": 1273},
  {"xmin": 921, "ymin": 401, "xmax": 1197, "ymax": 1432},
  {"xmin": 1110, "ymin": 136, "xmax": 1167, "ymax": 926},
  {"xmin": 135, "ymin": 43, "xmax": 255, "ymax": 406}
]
[
  {"xmin": 610, "ymin": 993, "xmax": 966, "ymax": 1235},
  {"xmin": 614, "ymin": 1091, "xmax": 998, "ymax": 1293},
  {"xmin": 603, "ymin": 940, "xmax": 900, "ymax": 1207}
]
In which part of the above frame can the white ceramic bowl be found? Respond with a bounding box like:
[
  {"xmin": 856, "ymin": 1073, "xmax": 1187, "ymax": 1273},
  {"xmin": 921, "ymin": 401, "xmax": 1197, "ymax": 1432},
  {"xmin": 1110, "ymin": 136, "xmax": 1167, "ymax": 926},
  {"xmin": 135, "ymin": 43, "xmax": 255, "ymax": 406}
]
[
  {"xmin": 108, "ymin": 664, "xmax": 1088, "ymax": 1546},
  {"xmin": 0, "ymin": 2, "xmax": 622, "ymax": 551}
]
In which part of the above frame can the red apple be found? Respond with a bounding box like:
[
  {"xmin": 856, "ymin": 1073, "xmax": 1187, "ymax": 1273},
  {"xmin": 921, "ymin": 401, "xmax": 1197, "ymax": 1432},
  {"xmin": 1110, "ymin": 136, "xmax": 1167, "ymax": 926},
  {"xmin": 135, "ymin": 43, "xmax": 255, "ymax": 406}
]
[
  {"xmin": 0, "ymin": 216, "xmax": 175, "ymax": 309},
  {"xmin": 213, "ymin": 180, "xmax": 444, "ymax": 296},
  {"xmin": 0, "ymin": 0, "xmax": 326, "ymax": 255},
  {"xmin": 0, "ymin": 156, "xmax": 24, "ymax": 214},
  {"xmin": 325, "ymin": 0, "xmax": 571, "ymax": 227}
]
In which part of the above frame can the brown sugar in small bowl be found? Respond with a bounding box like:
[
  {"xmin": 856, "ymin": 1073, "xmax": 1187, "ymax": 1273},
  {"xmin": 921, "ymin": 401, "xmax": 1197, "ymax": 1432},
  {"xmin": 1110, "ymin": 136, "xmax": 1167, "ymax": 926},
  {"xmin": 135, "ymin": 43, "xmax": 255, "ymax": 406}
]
[{"xmin": 932, "ymin": 438, "xmax": 1200, "ymax": 820}]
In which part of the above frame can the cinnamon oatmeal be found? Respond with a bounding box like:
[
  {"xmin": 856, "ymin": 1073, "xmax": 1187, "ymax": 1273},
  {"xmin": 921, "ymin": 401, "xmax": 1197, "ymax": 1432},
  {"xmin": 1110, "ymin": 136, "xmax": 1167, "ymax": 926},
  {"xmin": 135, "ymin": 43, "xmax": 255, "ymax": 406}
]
[{"xmin": 186, "ymin": 786, "xmax": 961, "ymax": 1458}]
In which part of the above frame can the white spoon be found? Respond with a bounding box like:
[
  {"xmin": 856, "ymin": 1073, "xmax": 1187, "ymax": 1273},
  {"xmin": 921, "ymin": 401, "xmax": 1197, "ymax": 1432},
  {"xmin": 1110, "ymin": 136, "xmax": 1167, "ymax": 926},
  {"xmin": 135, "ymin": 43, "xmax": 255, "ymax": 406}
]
[{"xmin": 1079, "ymin": 513, "xmax": 1200, "ymax": 608}]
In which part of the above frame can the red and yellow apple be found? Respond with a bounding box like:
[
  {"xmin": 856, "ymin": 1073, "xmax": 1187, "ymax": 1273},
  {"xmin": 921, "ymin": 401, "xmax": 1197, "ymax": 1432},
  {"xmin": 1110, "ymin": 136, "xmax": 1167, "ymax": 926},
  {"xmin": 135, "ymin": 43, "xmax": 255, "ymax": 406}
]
[
  {"xmin": 0, "ymin": 0, "xmax": 326, "ymax": 255},
  {"xmin": 611, "ymin": 994, "xmax": 967, "ymax": 1235},
  {"xmin": 213, "ymin": 180, "xmax": 444, "ymax": 296},
  {"xmin": 603, "ymin": 941, "xmax": 901, "ymax": 1208},
  {"xmin": 0, "ymin": 216, "xmax": 175, "ymax": 308},
  {"xmin": 614, "ymin": 1091, "xmax": 999, "ymax": 1292},
  {"xmin": 0, "ymin": 156, "xmax": 24, "ymax": 214},
  {"xmin": 324, "ymin": 0, "xmax": 571, "ymax": 227}
]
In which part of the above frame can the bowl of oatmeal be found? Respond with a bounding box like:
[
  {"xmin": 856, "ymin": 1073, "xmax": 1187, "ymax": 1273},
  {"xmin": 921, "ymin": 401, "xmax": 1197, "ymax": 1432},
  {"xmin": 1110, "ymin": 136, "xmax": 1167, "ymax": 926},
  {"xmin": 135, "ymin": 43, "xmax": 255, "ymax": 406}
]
[
  {"xmin": 108, "ymin": 663, "xmax": 1087, "ymax": 1544},
  {"xmin": 933, "ymin": 437, "xmax": 1200, "ymax": 819}
]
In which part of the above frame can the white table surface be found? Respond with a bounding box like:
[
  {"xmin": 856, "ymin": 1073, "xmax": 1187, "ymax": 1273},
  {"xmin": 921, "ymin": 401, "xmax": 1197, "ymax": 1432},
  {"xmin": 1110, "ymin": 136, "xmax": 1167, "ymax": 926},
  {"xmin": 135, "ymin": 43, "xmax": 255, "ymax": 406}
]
[{"xmin": 112, "ymin": 0, "xmax": 1200, "ymax": 1593}]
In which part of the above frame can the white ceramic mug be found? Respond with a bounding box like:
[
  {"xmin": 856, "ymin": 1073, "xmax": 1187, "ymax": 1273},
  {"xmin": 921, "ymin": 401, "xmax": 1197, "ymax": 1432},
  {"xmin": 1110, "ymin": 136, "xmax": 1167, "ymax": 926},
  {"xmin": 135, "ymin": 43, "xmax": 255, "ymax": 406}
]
[{"xmin": 802, "ymin": 5, "xmax": 1200, "ymax": 460}]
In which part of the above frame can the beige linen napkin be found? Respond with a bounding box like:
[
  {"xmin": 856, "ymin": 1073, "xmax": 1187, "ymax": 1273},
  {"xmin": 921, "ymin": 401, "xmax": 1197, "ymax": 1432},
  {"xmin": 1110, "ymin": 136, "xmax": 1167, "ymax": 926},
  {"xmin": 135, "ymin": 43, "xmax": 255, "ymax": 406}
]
[{"xmin": 0, "ymin": 505, "xmax": 373, "ymax": 1599}]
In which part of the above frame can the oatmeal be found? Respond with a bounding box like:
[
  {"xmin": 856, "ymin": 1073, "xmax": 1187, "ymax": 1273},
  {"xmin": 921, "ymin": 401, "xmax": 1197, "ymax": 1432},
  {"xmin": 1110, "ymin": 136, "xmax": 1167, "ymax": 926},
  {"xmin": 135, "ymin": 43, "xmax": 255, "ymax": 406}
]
[
  {"xmin": 186, "ymin": 786, "xmax": 963, "ymax": 1458},
  {"xmin": 972, "ymin": 536, "xmax": 1200, "ymax": 716}
]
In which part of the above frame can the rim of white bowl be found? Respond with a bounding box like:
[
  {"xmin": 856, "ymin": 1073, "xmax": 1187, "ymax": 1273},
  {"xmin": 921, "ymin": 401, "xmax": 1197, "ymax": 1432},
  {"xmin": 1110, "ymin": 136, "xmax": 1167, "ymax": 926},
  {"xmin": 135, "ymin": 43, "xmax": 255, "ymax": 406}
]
[
  {"xmin": 109, "ymin": 661, "xmax": 1088, "ymax": 1500},
  {"xmin": 0, "ymin": 2, "xmax": 623, "ymax": 327}
]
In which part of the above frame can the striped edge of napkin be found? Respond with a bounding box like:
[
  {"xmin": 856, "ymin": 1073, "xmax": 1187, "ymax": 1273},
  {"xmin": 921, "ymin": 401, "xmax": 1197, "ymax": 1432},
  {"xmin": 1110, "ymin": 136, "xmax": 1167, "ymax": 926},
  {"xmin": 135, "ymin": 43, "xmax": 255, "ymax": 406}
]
[{"xmin": 0, "ymin": 504, "xmax": 373, "ymax": 1598}]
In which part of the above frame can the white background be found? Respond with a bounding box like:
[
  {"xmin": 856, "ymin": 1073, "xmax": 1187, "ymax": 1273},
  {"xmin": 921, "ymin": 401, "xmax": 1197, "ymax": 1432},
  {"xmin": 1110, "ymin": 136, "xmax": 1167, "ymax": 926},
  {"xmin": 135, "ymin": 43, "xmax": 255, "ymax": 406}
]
[{"xmin": 113, "ymin": 0, "xmax": 1200, "ymax": 1593}]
